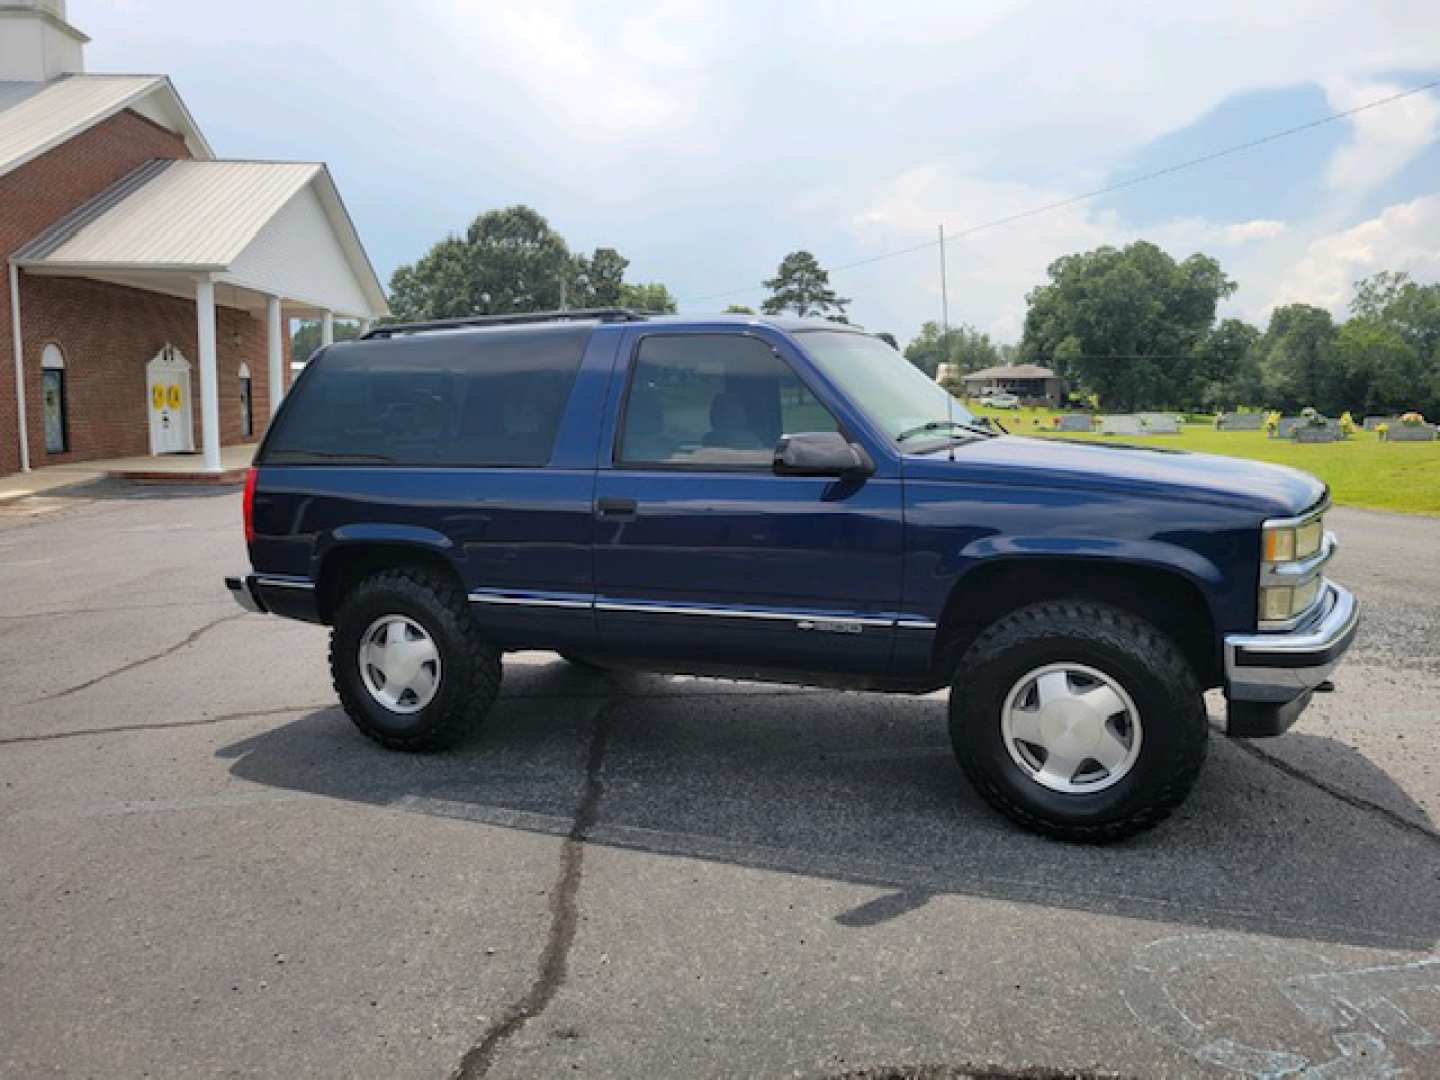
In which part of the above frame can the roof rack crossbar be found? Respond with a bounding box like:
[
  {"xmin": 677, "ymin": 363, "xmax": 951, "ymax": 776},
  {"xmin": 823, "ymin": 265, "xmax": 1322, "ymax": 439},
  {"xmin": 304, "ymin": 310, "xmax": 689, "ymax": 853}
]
[{"xmin": 361, "ymin": 308, "xmax": 650, "ymax": 339}]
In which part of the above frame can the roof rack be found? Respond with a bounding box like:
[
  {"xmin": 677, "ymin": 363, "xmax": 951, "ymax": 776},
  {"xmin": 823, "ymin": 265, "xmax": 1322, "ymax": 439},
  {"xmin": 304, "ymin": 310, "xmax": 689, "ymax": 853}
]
[{"xmin": 361, "ymin": 308, "xmax": 650, "ymax": 340}]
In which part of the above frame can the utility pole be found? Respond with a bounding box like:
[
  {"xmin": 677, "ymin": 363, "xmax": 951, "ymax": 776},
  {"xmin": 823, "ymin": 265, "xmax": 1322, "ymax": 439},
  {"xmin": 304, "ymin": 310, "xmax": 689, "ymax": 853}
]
[{"xmin": 938, "ymin": 223, "xmax": 949, "ymax": 333}]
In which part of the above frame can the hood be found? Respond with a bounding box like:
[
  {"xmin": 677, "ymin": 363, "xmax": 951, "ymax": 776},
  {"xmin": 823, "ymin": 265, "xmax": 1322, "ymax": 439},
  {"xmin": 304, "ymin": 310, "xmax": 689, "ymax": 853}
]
[{"xmin": 904, "ymin": 435, "xmax": 1325, "ymax": 518}]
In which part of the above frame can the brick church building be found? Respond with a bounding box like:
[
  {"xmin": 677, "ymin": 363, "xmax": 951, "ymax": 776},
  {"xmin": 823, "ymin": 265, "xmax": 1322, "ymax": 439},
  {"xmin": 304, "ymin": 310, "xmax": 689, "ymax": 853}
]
[{"xmin": 1, "ymin": 0, "xmax": 388, "ymax": 479}]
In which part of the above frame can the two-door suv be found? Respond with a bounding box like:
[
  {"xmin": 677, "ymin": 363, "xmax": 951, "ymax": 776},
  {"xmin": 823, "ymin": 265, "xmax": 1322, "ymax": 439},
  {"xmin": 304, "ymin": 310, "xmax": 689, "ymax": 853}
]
[{"xmin": 227, "ymin": 309, "xmax": 1359, "ymax": 841}]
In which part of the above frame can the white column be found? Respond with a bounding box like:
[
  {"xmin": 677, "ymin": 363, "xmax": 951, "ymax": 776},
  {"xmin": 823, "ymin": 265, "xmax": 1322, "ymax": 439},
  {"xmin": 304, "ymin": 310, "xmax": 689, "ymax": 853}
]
[
  {"xmin": 266, "ymin": 295, "xmax": 284, "ymax": 417},
  {"xmin": 359, "ymin": 318, "xmax": 372, "ymax": 336},
  {"xmin": 195, "ymin": 276, "xmax": 221, "ymax": 472},
  {"xmin": 8, "ymin": 263, "xmax": 29, "ymax": 472},
  {"xmin": 320, "ymin": 310, "xmax": 334, "ymax": 347}
]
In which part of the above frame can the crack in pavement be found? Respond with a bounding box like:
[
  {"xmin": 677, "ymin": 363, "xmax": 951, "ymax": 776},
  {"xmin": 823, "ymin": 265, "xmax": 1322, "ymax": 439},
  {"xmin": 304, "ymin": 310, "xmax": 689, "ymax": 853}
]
[
  {"xmin": 449, "ymin": 696, "xmax": 616, "ymax": 1079},
  {"xmin": 0, "ymin": 703, "xmax": 335, "ymax": 746},
  {"xmin": 0, "ymin": 688, "xmax": 823, "ymax": 747},
  {"xmin": 23, "ymin": 613, "xmax": 247, "ymax": 704},
  {"xmin": 0, "ymin": 599, "xmax": 234, "ymax": 621},
  {"xmin": 1232, "ymin": 736, "xmax": 1440, "ymax": 846}
]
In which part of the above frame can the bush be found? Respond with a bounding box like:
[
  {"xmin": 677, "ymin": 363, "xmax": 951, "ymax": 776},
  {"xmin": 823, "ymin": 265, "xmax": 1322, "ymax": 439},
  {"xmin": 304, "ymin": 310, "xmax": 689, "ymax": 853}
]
[{"xmin": 1400, "ymin": 411, "xmax": 1426, "ymax": 427}]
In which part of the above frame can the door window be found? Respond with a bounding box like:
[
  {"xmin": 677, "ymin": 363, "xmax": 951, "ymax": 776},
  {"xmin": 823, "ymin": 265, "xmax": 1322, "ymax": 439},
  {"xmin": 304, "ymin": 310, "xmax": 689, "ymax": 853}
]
[{"xmin": 618, "ymin": 334, "xmax": 838, "ymax": 467}]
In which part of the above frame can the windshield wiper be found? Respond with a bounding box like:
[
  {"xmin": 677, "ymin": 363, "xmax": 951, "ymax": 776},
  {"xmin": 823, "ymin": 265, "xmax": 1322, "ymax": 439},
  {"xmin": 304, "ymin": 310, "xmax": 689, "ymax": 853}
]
[{"xmin": 894, "ymin": 419, "xmax": 993, "ymax": 443}]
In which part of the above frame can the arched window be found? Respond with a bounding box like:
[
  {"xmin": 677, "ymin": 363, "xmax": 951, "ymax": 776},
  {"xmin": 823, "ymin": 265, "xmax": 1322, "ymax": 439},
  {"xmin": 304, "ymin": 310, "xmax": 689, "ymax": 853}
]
[
  {"xmin": 238, "ymin": 361, "xmax": 254, "ymax": 439},
  {"xmin": 41, "ymin": 343, "xmax": 67, "ymax": 454}
]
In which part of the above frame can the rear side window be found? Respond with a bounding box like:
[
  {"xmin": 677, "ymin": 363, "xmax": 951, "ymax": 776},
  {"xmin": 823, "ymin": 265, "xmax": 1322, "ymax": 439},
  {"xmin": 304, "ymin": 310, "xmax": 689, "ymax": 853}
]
[{"xmin": 261, "ymin": 326, "xmax": 589, "ymax": 467}]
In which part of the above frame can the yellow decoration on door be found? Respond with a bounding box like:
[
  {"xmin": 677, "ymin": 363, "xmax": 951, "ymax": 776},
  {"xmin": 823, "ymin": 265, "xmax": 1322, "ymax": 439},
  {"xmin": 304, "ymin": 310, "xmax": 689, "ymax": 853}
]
[
  {"xmin": 167, "ymin": 383, "xmax": 182, "ymax": 409},
  {"xmin": 151, "ymin": 384, "xmax": 165, "ymax": 410}
]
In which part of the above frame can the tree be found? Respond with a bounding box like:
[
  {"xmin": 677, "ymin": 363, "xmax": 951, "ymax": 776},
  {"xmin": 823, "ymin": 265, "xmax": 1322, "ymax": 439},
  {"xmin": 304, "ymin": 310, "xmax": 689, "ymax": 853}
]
[
  {"xmin": 388, "ymin": 206, "xmax": 574, "ymax": 321},
  {"xmin": 1333, "ymin": 320, "xmax": 1422, "ymax": 416},
  {"xmin": 1348, "ymin": 271, "xmax": 1440, "ymax": 415},
  {"xmin": 904, "ymin": 321, "xmax": 1001, "ymax": 377},
  {"xmin": 1019, "ymin": 241, "xmax": 1236, "ymax": 410},
  {"xmin": 761, "ymin": 251, "xmax": 850, "ymax": 321},
  {"xmin": 1257, "ymin": 304, "xmax": 1339, "ymax": 412},
  {"xmin": 723, "ymin": 304, "xmax": 756, "ymax": 315},
  {"xmin": 570, "ymin": 246, "xmax": 628, "ymax": 307},
  {"xmin": 292, "ymin": 318, "xmax": 361, "ymax": 362},
  {"xmin": 388, "ymin": 206, "xmax": 679, "ymax": 324},
  {"xmin": 619, "ymin": 282, "xmax": 678, "ymax": 313},
  {"xmin": 1190, "ymin": 318, "xmax": 1262, "ymax": 411}
]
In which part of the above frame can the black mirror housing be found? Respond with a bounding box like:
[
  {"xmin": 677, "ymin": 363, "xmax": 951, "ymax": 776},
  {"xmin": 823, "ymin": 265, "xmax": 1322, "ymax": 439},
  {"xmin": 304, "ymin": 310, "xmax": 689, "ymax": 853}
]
[{"xmin": 773, "ymin": 431, "xmax": 875, "ymax": 478}]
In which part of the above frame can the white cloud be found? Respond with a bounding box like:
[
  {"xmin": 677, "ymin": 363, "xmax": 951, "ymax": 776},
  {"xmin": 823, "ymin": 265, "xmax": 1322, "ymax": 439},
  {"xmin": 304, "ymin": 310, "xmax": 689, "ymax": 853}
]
[
  {"xmin": 1268, "ymin": 194, "xmax": 1440, "ymax": 314},
  {"xmin": 1220, "ymin": 219, "xmax": 1289, "ymax": 243},
  {"xmin": 444, "ymin": 0, "xmax": 727, "ymax": 137},
  {"xmin": 77, "ymin": 0, "xmax": 1440, "ymax": 343},
  {"xmin": 849, "ymin": 167, "xmax": 1304, "ymax": 340},
  {"xmin": 1323, "ymin": 77, "xmax": 1440, "ymax": 198}
]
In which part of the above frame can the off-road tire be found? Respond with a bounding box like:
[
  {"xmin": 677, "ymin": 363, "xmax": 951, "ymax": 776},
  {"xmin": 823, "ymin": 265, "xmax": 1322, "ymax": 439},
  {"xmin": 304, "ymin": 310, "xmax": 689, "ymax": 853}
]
[
  {"xmin": 330, "ymin": 568, "xmax": 501, "ymax": 751},
  {"xmin": 949, "ymin": 600, "xmax": 1207, "ymax": 842}
]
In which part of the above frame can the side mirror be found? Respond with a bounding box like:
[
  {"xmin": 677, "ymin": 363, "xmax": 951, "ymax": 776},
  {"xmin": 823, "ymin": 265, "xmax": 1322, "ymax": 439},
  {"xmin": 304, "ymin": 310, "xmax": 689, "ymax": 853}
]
[{"xmin": 773, "ymin": 431, "xmax": 875, "ymax": 478}]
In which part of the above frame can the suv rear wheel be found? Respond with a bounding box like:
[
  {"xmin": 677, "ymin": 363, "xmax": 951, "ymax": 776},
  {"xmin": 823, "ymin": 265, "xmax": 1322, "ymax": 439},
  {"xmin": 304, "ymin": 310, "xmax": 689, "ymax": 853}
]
[
  {"xmin": 949, "ymin": 600, "xmax": 1207, "ymax": 842},
  {"xmin": 330, "ymin": 568, "xmax": 501, "ymax": 751}
]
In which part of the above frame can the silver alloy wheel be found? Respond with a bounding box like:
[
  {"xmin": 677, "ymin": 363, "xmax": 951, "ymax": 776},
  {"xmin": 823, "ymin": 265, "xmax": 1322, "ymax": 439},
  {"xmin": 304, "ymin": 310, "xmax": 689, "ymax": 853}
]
[
  {"xmin": 1000, "ymin": 662, "xmax": 1142, "ymax": 794},
  {"xmin": 359, "ymin": 614, "xmax": 442, "ymax": 715}
]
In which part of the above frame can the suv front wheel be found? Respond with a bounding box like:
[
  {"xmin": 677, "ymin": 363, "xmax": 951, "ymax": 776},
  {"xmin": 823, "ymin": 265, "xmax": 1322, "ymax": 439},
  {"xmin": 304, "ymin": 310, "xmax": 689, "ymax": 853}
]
[
  {"xmin": 949, "ymin": 600, "xmax": 1207, "ymax": 842},
  {"xmin": 330, "ymin": 568, "xmax": 501, "ymax": 751}
]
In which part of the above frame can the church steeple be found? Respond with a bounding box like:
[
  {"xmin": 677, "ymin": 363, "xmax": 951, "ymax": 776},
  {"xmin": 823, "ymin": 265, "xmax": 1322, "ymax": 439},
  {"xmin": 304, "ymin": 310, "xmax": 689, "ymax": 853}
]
[{"xmin": 0, "ymin": 1, "xmax": 89, "ymax": 82}]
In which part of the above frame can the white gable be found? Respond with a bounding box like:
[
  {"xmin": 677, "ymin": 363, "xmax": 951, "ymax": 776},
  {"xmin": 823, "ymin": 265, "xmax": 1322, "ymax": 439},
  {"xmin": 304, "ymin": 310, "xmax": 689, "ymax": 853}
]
[{"xmin": 223, "ymin": 180, "xmax": 377, "ymax": 318}]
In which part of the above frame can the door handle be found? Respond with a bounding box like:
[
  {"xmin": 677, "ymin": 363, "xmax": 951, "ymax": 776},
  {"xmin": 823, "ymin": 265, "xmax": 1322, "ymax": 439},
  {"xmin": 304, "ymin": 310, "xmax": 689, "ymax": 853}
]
[{"xmin": 596, "ymin": 497, "xmax": 638, "ymax": 519}]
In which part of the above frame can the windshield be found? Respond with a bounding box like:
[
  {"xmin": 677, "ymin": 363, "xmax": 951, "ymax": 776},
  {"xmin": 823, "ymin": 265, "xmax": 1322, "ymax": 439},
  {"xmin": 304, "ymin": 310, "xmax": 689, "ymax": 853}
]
[{"xmin": 797, "ymin": 330, "xmax": 979, "ymax": 444}]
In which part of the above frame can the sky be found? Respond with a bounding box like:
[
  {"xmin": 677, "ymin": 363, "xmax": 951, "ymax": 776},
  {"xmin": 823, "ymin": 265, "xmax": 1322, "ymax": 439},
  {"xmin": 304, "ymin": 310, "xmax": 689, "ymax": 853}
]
[{"xmin": 82, "ymin": 0, "xmax": 1440, "ymax": 344}]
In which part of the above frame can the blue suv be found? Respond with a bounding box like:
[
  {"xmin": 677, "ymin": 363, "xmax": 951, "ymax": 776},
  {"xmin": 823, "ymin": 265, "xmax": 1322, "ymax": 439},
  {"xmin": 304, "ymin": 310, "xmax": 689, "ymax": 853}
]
[{"xmin": 227, "ymin": 309, "xmax": 1359, "ymax": 841}]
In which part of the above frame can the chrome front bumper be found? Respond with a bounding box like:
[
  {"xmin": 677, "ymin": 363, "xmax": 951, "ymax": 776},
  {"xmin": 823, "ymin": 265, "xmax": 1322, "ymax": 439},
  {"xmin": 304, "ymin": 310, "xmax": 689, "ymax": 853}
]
[
  {"xmin": 1223, "ymin": 580, "xmax": 1360, "ymax": 736},
  {"xmin": 1226, "ymin": 580, "xmax": 1360, "ymax": 702}
]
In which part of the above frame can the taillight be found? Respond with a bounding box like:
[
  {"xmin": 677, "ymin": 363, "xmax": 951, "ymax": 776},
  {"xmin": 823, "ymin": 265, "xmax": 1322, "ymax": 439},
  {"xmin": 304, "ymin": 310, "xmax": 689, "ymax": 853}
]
[{"xmin": 242, "ymin": 466, "xmax": 257, "ymax": 544}]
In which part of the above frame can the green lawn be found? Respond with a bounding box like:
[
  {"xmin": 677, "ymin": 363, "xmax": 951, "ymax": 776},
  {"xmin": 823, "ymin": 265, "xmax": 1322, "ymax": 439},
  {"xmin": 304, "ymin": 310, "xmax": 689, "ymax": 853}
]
[{"xmin": 966, "ymin": 404, "xmax": 1440, "ymax": 515}]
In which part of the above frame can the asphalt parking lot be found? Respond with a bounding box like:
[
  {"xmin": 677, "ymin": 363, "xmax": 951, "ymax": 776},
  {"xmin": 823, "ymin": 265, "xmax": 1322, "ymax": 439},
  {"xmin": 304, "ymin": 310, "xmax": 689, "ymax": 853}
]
[{"xmin": 1, "ymin": 483, "xmax": 1437, "ymax": 1079}]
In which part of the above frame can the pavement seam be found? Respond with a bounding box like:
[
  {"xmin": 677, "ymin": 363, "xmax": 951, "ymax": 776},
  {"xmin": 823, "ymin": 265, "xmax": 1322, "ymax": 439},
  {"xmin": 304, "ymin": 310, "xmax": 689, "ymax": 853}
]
[
  {"xmin": 1232, "ymin": 736, "xmax": 1440, "ymax": 846},
  {"xmin": 23, "ymin": 612, "xmax": 248, "ymax": 704},
  {"xmin": 448, "ymin": 696, "xmax": 616, "ymax": 1079}
]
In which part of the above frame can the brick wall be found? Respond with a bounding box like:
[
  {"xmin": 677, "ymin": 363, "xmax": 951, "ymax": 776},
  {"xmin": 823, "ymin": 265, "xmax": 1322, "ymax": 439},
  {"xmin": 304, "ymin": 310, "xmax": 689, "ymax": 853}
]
[
  {"xmin": 0, "ymin": 107, "xmax": 191, "ymax": 475},
  {"xmin": 16, "ymin": 275, "xmax": 287, "ymax": 467}
]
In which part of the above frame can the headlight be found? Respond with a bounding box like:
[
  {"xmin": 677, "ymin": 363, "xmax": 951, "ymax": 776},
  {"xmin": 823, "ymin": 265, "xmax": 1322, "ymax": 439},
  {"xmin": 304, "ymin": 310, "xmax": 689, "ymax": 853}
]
[
  {"xmin": 1259, "ymin": 577, "xmax": 1322, "ymax": 623},
  {"xmin": 1258, "ymin": 510, "xmax": 1329, "ymax": 626}
]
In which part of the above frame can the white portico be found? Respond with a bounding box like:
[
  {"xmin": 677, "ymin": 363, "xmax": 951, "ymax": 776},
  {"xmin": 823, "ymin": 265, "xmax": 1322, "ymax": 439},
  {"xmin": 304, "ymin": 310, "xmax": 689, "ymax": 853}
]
[{"xmin": 11, "ymin": 158, "xmax": 388, "ymax": 471}]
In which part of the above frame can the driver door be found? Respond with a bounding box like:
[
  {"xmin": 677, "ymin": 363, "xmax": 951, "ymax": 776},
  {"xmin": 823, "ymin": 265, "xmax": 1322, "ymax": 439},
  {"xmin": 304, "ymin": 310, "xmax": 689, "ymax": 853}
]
[{"xmin": 592, "ymin": 329, "xmax": 903, "ymax": 674}]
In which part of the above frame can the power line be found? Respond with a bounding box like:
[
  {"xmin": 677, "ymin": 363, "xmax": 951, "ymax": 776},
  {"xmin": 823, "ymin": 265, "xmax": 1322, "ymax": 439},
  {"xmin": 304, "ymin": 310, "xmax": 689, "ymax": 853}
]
[{"xmin": 682, "ymin": 76, "xmax": 1440, "ymax": 305}]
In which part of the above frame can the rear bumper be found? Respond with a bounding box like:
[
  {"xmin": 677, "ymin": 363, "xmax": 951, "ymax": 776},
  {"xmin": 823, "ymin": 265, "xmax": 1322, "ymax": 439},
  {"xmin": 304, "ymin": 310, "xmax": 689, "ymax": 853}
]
[
  {"xmin": 225, "ymin": 574, "xmax": 265, "ymax": 614},
  {"xmin": 1223, "ymin": 580, "xmax": 1360, "ymax": 736},
  {"xmin": 225, "ymin": 572, "xmax": 321, "ymax": 622}
]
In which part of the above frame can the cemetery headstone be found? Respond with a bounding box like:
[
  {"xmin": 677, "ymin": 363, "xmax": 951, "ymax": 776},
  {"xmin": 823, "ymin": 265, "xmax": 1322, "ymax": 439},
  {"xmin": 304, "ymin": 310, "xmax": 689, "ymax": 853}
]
[{"xmin": 1100, "ymin": 415, "xmax": 1145, "ymax": 436}]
